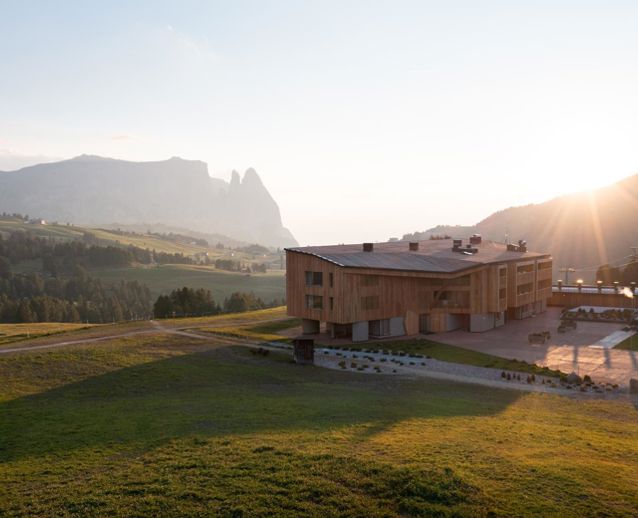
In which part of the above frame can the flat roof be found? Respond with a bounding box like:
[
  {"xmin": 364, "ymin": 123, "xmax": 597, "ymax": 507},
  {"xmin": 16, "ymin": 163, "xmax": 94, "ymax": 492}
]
[{"xmin": 286, "ymin": 239, "xmax": 550, "ymax": 274}]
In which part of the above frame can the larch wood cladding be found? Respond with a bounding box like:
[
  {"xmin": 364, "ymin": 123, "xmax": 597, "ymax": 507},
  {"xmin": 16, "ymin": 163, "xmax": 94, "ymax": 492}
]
[{"xmin": 286, "ymin": 249, "xmax": 552, "ymax": 326}]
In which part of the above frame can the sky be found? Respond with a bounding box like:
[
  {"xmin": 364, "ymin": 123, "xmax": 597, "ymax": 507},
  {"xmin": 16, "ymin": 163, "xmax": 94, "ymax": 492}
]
[{"xmin": 1, "ymin": 0, "xmax": 638, "ymax": 245}]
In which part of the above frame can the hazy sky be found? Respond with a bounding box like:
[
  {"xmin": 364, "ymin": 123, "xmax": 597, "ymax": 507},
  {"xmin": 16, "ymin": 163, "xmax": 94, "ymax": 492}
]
[{"xmin": 2, "ymin": 1, "xmax": 638, "ymax": 245}]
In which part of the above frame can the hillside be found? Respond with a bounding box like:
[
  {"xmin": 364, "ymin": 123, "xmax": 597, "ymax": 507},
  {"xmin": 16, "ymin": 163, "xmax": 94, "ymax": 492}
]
[
  {"xmin": 404, "ymin": 173, "xmax": 638, "ymax": 281},
  {"xmin": 2, "ymin": 317, "xmax": 638, "ymax": 515},
  {"xmin": 0, "ymin": 155, "xmax": 297, "ymax": 248}
]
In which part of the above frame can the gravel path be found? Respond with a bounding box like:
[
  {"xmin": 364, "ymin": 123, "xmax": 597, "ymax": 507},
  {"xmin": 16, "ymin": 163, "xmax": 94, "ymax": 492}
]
[{"xmin": 312, "ymin": 346, "xmax": 625, "ymax": 398}]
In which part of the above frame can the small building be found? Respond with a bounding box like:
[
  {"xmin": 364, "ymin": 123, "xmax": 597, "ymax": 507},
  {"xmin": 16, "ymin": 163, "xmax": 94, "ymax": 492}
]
[
  {"xmin": 292, "ymin": 337, "xmax": 315, "ymax": 364},
  {"xmin": 285, "ymin": 237, "xmax": 553, "ymax": 341}
]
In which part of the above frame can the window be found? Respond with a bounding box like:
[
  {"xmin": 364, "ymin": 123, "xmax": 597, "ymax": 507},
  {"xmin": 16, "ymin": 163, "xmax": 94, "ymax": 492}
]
[
  {"xmin": 517, "ymin": 264, "xmax": 534, "ymax": 274},
  {"xmin": 305, "ymin": 271, "xmax": 323, "ymax": 287},
  {"xmin": 361, "ymin": 295, "xmax": 379, "ymax": 310},
  {"xmin": 329, "ymin": 272, "xmax": 334, "ymax": 288},
  {"xmin": 329, "ymin": 297, "xmax": 334, "ymax": 310},
  {"xmin": 305, "ymin": 295, "xmax": 323, "ymax": 310}
]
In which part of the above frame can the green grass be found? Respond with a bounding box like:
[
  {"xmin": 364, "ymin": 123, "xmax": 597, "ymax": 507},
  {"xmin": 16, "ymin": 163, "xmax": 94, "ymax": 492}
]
[
  {"xmin": 199, "ymin": 317, "xmax": 301, "ymax": 343},
  {"xmin": 336, "ymin": 338, "xmax": 563, "ymax": 377},
  {"xmin": 247, "ymin": 318, "xmax": 301, "ymax": 335},
  {"xmin": 0, "ymin": 323, "xmax": 98, "ymax": 346},
  {"xmin": 89, "ymin": 263, "xmax": 285, "ymax": 300},
  {"xmin": 1, "ymin": 332, "xmax": 638, "ymax": 516},
  {"xmin": 0, "ymin": 219, "xmax": 278, "ymax": 259},
  {"xmin": 615, "ymin": 333, "xmax": 638, "ymax": 351},
  {"xmin": 165, "ymin": 306, "xmax": 290, "ymax": 327}
]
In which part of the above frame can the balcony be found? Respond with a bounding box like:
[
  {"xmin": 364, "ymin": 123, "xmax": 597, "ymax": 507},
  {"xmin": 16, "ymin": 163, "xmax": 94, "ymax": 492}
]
[
  {"xmin": 516, "ymin": 271, "xmax": 535, "ymax": 285},
  {"xmin": 516, "ymin": 292, "xmax": 535, "ymax": 306}
]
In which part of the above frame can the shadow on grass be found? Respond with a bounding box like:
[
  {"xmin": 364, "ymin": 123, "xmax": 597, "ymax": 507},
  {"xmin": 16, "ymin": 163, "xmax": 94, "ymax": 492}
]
[{"xmin": 0, "ymin": 346, "xmax": 522, "ymax": 464}]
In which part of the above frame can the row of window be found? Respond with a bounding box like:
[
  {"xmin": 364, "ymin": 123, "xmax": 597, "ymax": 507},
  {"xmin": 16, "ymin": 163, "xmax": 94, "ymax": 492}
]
[
  {"xmin": 305, "ymin": 271, "xmax": 334, "ymax": 288},
  {"xmin": 306, "ymin": 294, "xmax": 380, "ymax": 312},
  {"xmin": 305, "ymin": 295, "xmax": 334, "ymax": 310}
]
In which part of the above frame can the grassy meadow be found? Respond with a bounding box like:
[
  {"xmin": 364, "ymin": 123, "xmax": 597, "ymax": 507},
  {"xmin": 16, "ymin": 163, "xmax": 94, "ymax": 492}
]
[
  {"xmin": 0, "ymin": 219, "xmax": 217, "ymax": 256},
  {"xmin": 1, "ymin": 327, "xmax": 638, "ymax": 516},
  {"xmin": 88, "ymin": 264, "xmax": 285, "ymax": 301},
  {"xmin": 615, "ymin": 334, "xmax": 638, "ymax": 351},
  {"xmin": 0, "ymin": 322, "xmax": 97, "ymax": 346}
]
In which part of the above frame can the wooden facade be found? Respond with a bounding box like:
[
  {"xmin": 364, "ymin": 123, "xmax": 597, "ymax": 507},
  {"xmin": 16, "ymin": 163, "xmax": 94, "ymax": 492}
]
[{"xmin": 286, "ymin": 239, "xmax": 553, "ymax": 339}]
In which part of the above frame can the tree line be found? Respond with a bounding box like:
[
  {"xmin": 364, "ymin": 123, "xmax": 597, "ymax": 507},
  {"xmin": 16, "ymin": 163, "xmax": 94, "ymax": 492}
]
[
  {"xmin": 0, "ymin": 267, "xmax": 151, "ymax": 323},
  {"xmin": 153, "ymin": 288, "xmax": 283, "ymax": 318},
  {"xmin": 213, "ymin": 258, "xmax": 268, "ymax": 273},
  {"xmin": 0, "ymin": 231, "xmax": 194, "ymax": 274}
]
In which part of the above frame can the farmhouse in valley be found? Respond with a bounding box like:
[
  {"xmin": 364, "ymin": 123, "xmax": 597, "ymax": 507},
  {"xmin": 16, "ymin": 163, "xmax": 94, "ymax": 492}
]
[{"xmin": 286, "ymin": 236, "xmax": 553, "ymax": 341}]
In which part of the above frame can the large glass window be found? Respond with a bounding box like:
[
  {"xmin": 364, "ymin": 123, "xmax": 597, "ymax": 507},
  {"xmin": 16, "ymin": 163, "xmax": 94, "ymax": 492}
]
[
  {"xmin": 305, "ymin": 271, "xmax": 323, "ymax": 287},
  {"xmin": 305, "ymin": 295, "xmax": 323, "ymax": 309}
]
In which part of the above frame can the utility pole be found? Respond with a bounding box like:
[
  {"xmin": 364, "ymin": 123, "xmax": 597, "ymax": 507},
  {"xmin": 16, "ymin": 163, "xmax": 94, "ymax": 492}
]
[{"xmin": 559, "ymin": 266, "xmax": 576, "ymax": 285}]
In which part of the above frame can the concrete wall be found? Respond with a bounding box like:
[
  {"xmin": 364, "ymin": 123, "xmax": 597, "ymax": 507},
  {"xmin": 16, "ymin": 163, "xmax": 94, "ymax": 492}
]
[
  {"xmin": 389, "ymin": 317, "xmax": 405, "ymax": 337},
  {"xmin": 470, "ymin": 313, "xmax": 495, "ymax": 333},
  {"xmin": 302, "ymin": 318, "xmax": 320, "ymax": 334},
  {"xmin": 352, "ymin": 321, "xmax": 369, "ymax": 342}
]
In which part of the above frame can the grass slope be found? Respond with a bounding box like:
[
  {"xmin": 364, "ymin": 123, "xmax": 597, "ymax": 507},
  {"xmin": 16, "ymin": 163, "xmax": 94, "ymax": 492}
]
[
  {"xmin": 0, "ymin": 323, "xmax": 97, "ymax": 346},
  {"xmin": 89, "ymin": 264, "xmax": 285, "ymax": 300},
  {"xmin": 0, "ymin": 219, "xmax": 264, "ymax": 258},
  {"xmin": 1, "ymin": 333, "xmax": 638, "ymax": 516},
  {"xmin": 615, "ymin": 334, "xmax": 638, "ymax": 351}
]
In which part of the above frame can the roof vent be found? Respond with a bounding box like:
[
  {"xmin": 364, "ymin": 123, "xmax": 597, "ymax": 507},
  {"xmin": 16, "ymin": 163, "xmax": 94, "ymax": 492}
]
[
  {"xmin": 363, "ymin": 242, "xmax": 374, "ymax": 252},
  {"xmin": 507, "ymin": 240, "xmax": 528, "ymax": 253},
  {"xmin": 452, "ymin": 239, "xmax": 462, "ymax": 251},
  {"xmin": 469, "ymin": 234, "xmax": 482, "ymax": 245},
  {"xmin": 409, "ymin": 242, "xmax": 419, "ymax": 251}
]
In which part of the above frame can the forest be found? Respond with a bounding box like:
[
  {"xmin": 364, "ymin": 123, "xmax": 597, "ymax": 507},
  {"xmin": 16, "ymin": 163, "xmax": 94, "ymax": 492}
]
[{"xmin": 153, "ymin": 287, "xmax": 280, "ymax": 318}]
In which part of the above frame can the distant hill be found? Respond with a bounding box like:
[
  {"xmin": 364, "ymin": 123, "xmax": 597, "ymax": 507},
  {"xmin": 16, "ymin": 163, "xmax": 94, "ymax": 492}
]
[
  {"xmin": 403, "ymin": 173, "xmax": 638, "ymax": 281},
  {"xmin": 0, "ymin": 155, "xmax": 297, "ymax": 248}
]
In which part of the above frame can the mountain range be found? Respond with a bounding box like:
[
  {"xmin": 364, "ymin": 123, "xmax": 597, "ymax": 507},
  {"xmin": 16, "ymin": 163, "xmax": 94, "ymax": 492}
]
[
  {"xmin": 0, "ymin": 155, "xmax": 297, "ymax": 248},
  {"xmin": 402, "ymin": 173, "xmax": 638, "ymax": 282}
]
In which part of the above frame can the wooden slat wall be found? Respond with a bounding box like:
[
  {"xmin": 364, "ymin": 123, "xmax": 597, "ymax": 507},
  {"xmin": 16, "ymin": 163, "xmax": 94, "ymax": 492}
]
[{"xmin": 286, "ymin": 250, "xmax": 553, "ymax": 326}]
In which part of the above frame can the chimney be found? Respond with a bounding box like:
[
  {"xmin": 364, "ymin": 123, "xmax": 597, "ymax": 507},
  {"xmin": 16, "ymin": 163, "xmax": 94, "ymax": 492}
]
[
  {"xmin": 363, "ymin": 242, "xmax": 374, "ymax": 252},
  {"xmin": 409, "ymin": 242, "xmax": 419, "ymax": 251}
]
